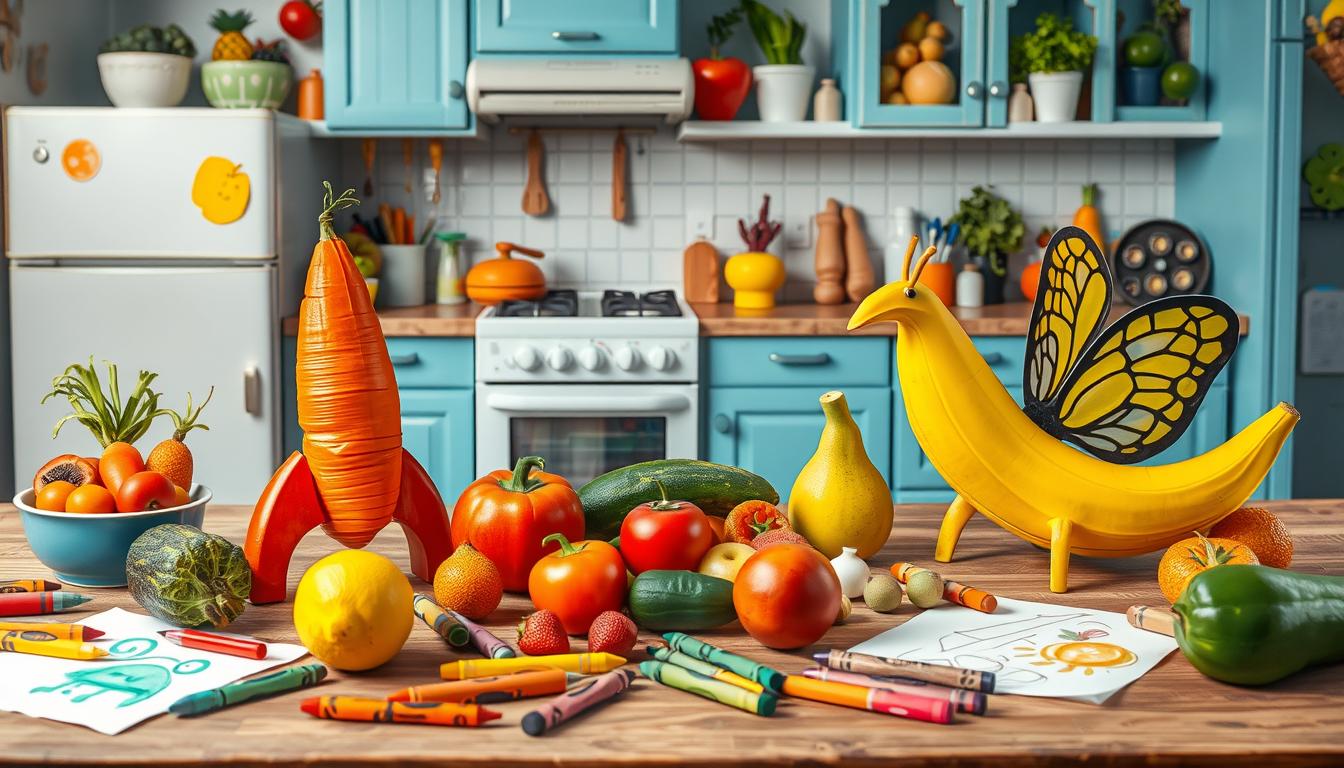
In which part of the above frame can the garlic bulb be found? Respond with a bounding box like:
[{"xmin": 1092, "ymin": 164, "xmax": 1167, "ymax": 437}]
[{"xmin": 830, "ymin": 547, "xmax": 870, "ymax": 598}]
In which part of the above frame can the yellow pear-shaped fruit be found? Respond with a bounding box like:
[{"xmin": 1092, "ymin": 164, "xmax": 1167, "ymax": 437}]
[{"xmin": 788, "ymin": 391, "xmax": 893, "ymax": 559}]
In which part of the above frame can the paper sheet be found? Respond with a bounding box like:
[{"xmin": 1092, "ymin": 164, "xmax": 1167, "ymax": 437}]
[
  {"xmin": 0, "ymin": 608, "xmax": 306, "ymax": 734},
  {"xmin": 849, "ymin": 597, "xmax": 1177, "ymax": 704}
]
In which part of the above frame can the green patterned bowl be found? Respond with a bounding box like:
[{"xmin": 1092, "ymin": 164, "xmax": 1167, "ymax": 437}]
[{"xmin": 201, "ymin": 60, "xmax": 292, "ymax": 109}]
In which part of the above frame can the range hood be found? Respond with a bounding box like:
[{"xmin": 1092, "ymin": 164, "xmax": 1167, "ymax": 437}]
[{"xmin": 466, "ymin": 58, "xmax": 693, "ymax": 124}]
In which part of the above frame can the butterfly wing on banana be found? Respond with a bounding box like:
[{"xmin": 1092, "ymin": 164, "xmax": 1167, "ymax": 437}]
[{"xmin": 1043, "ymin": 296, "xmax": 1239, "ymax": 462}]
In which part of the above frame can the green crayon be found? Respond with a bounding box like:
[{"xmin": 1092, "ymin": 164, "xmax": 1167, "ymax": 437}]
[
  {"xmin": 647, "ymin": 647, "xmax": 764, "ymax": 693},
  {"xmin": 639, "ymin": 661, "xmax": 776, "ymax": 716},
  {"xmin": 662, "ymin": 632, "xmax": 786, "ymax": 694},
  {"xmin": 169, "ymin": 663, "xmax": 328, "ymax": 716},
  {"xmin": 413, "ymin": 594, "xmax": 470, "ymax": 647}
]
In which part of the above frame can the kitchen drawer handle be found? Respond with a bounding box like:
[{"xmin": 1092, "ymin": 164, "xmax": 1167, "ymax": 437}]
[
  {"xmin": 389, "ymin": 352, "xmax": 421, "ymax": 366},
  {"xmin": 712, "ymin": 414, "xmax": 732, "ymax": 434},
  {"xmin": 989, "ymin": 81, "xmax": 1006, "ymax": 98},
  {"xmin": 966, "ymin": 81, "xmax": 984, "ymax": 99},
  {"xmin": 552, "ymin": 30, "xmax": 599, "ymax": 41},
  {"xmin": 243, "ymin": 366, "xmax": 261, "ymax": 416},
  {"xmin": 448, "ymin": 80, "xmax": 464, "ymax": 99},
  {"xmin": 981, "ymin": 351, "xmax": 1005, "ymax": 365},
  {"xmin": 768, "ymin": 352, "xmax": 831, "ymax": 366}
]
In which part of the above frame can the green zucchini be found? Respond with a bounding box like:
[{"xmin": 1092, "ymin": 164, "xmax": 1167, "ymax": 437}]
[
  {"xmin": 579, "ymin": 459, "xmax": 778, "ymax": 540},
  {"xmin": 126, "ymin": 524, "xmax": 251, "ymax": 628},
  {"xmin": 628, "ymin": 570, "xmax": 737, "ymax": 631}
]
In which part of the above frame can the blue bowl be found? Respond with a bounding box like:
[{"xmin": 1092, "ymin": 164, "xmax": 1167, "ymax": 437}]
[{"xmin": 15, "ymin": 485, "xmax": 212, "ymax": 588}]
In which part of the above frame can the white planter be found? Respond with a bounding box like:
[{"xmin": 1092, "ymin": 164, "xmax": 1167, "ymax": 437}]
[
  {"xmin": 97, "ymin": 52, "xmax": 191, "ymax": 108},
  {"xmin": 753, "ymin": 64, "xmax": 815, "ymax": 122},
  {"xmin": 1028, "ymin": 71, "xmax": 1084, "ymax": 123}
]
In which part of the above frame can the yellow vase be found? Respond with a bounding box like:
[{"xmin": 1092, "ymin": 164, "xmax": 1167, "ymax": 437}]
[
  {"xmin": 788, "ymin": 391, "xmax": 893, "ymax": 559},
  {"xmin": 724, "ymin": 251, "xmax": 785, "ymax": 309}
]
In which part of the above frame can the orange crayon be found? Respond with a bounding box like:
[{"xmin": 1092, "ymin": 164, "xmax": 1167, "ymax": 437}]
[
  {"xmin": 892, "ymin": 562, "xmax": 998, "ymax": 613},
  {"xmin": 0, "ymin": 621, "xmax": 103, "ymax": 641},
  {"xmin": 387, "ymin": 669, "xmax": 580, "ymax": 704},
  {"xmin": 0, "ymin": 579, "xmax": 62, "ymax": 593},
  {"xmin": 300, "ymin": 695, "xmax": 499, "ymax": 727},
  {"xmin": 782, "ymin": 675, "xmax": 953, "ymax": 724}
]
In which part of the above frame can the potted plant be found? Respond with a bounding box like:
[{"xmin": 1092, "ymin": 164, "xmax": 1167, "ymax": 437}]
[
  {"xmin": 1120, "ymin": 23, "xmax": 1166, "ymax": 106},
  {"xmin": 949, "ymin": 186, "xmax": 1024, "ymax": 305},
  {"xmin": 693, "ymin": 9, "xmax": 753, "ymax": 120},
  {"xmin": 1012, "ymin": 13, "xmax": 1098, "ymax": 123},
  {"xmin": 740, "ymin": 0, "xmax": 811, "ymax": 122},
  {"xmin": 97, "ymin": 23, "xmax": 196, "ymax": 107},
  {"xmin": 724, "ymin": 195, "xmax": 785, "ymax": 309}
]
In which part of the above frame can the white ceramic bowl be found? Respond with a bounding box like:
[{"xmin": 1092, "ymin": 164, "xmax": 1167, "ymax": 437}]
[{"xmin": 97, "ymin": 52, "xmax": 192, "ymax": 107}]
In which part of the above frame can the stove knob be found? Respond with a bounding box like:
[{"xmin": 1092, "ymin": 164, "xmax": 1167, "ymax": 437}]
[
  {"xmin": 512, "ymin": 345, "xmax": 541, "ymax": 371},
  {"xmin": 577, "ymin": 345, "xmax": 605, "ymax": 371},
  {"xmin": 613, "ymin": 345, "xmax": 642, "ymax": 371},
  {"xmin": 546, "ymin": 346, "xmax": 573, "ymax": 371},
  {"xmin": 646, "ymin": 345, "xmax": 676, "ymax": 371}
]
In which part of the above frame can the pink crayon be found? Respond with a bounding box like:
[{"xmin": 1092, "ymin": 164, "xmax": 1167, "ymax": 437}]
[
  {"xmin": 447, "ymin": 610, "xmax": 515, "ymax": 659},
  {"xmin": 803, "ymin": 666, "xmax": 987, "ymax": 715},
  {"xmin": 521, "ymin": 668, "xmax": 635, "ymax": 736}
]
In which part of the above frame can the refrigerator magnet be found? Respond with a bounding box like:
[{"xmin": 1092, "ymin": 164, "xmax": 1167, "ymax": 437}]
[
  {"xmin": 61, "ymin": 139, "xmax": 100, "ymax": 182},
  {"xmin": 191, "ymin": 156, "xmax": 250, "ymax": 225}
]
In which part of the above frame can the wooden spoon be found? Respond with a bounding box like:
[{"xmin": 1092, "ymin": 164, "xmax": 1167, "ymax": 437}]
[
  {"xmin": 522, "ymin": 129, "xmax": 550, "ymax": 216},
  {"xmin": 361, "ymin": 138, "xmax": 376, "ymax": 197},
  {"xmin": 612, "ymin": 129, "xmax": 628, "ymax": 222},
  {"xmin": 427, "ymin": 139, "xmax": 443, "ymax": 204}
]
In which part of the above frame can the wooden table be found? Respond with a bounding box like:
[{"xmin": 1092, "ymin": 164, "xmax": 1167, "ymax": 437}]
[{"xmin": 2, "ymin": 502, "xmax": 1340, "ymax": 767}]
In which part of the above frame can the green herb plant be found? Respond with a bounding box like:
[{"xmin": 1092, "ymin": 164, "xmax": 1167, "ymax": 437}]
[
  {"xmin": 101, "ymin": 23, "xmax": 196, "ymax": 57},
  {"xmin": 1009, "ymin": 13, "xmax": 1098, "ymax": 82},
  {"xmin": 950, "ymin": 186, "xmax": 1024, "ymax": 278},
  {"xmin": 739, "ymin": 0, "xmax": 806, "ymax": 65}
]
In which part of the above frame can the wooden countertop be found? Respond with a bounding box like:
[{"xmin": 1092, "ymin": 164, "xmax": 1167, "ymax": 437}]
[
  {"xmin": 3, "ymin": 500, "xmax": 1339, "ymax": 767},
  {"xmin": 281, "ymin": 302, "xmax": 484, "ymax": 337}
]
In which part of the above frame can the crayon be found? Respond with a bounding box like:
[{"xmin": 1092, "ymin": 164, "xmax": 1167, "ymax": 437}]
[
  {"xmin": 662, "ymin": 632, "xmax": 786, "ymax": 694},
  {"xmin": 803, "ymin": 666, "xmax": 988, "ymax": 715},
  {"xmin": 647, "ymin": 646, "xmax": 764, "ymax": 693},
  {"xmin": 781, "ymin": 674, "xmax": 953, "ymax": 724},
  {"xmin": 413, "ymin": 594, "xmax": 470, "ymax": 648},
  {"xmin": 0, "ymin": 579, "xmax": 62, "ymax": 593},
  {"xmin": 388, "ymin": 669, "xmax": 581, "ymax": 703},
  {"xmin": 171, "ymin": 663, "xmax": 328, "ymax": 716},
  {"xmin": 639, "ymin": 661, "xmax": 777, "ymax": 716},
  {"xmin": 159, "ymin": 629, "xmax": 267, "ymax": 660},
  {"xmin": 0, "ymin": 591, "xmax": 89, "ymax": 617},
  {"xmin": 448, "ymin": 609, "xmax": 515, "ymax": 658},
  {"xmin": 0, "ymin": 621, "xmax": 103, "ymax": 641},
  {"xmin": 521, "ymin": 669, "xmax": 636, "ymax": 736},
  {"xmin": 300, "ymin": 695, "xmax": 499, "ymax": 727},
  {"xmin": 0, "ymin": 630, "xmax": 107, "ymax": 660},
  {"xmin": 816, "ymin": 650, "xmax": 995, "ymax": 693},
  {"xmin": 891, "ymin": 562, "xmax": 998, "ymax": 613},
  {"xmin": 1127, "ymin": 605, "xmax": 1177, "ymax": 637},
  {"xmin": 440, "ymin": 652, "xmax": 625, "ymax": 680}
]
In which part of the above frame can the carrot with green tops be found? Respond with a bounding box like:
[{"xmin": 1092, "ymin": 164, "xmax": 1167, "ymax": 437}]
[{"xmin": 1074, "ymin": 184, "xmax": 1104, "ymax": 253}]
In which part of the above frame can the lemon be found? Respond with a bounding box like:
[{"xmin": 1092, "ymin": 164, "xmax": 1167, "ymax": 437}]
[{"xmin": 293, "ymin": 550, "xmax": 413, "ymax": 671}]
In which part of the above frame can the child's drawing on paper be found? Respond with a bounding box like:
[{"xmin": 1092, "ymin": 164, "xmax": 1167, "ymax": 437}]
[
  {"xmin": 849, "ymin": 597, "xmax": 1177, "ymax": 704},
  {"xmin": 30, "ymin": 637, "xmax": 210, "ymax": 707}
]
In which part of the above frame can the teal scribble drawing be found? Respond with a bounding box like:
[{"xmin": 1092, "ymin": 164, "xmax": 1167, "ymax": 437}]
[{"xmin": 29, "ymin": 636, "xmax": 209, "ymax": 708}]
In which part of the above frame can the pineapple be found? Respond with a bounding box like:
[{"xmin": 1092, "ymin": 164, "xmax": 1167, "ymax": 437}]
[{"xmin": 210, "ymin": 9, "xmax": 254, "ymax": 61}]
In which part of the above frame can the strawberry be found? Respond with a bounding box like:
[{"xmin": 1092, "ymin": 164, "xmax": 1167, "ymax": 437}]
[
  {"xmin": 750, "ymin": 527, "xmax": 812, "ymax": 550},
  {"xmin": 587, "ymin": 610, "xmax": 637, "ymax": 656},
  {"xmin": 517, "ymin": 610, "xmax": 570, "ymax": 656}
]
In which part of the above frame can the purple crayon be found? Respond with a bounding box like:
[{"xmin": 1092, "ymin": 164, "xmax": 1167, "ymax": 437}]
[
  {"xmin": 521, "ymin": 668, "xmax": 636, "ymax": 736},
  {"xmin": 448, "ymin": 610, "xmax": 515, "ymax": 659}
]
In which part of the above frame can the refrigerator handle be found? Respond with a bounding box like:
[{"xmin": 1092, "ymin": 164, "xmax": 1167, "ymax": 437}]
[{"xmin": 243, "ymin": 366, "xmax": 262, "ymax": 416}]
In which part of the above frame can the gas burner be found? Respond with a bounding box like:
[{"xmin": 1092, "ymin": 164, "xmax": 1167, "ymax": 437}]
[
  {"xmin": 601, "ymin": 289, "xmax": 683, "ymax": 318},
  {"xmin": 496, "ymin": 289, "xmax": 578, "ymax": 318}
]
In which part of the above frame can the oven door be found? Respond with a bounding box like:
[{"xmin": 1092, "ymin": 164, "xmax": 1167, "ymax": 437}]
[{"xmin": 476, "ymin": 383, "xmax": 699, "ymax": 487}]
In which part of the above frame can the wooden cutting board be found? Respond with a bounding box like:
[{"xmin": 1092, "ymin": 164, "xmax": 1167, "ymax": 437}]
[{"xmin": 682, "ymin": 238, "xmax": 720, "ymax": 304}]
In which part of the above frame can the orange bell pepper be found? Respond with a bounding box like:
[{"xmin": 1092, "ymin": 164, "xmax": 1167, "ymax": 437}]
[{"xmin": 528, "ymin": 533, "xmax": 627, "ymax": 634}]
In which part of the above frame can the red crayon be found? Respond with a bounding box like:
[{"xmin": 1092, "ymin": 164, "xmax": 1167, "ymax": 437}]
[
  {"xmin": 159, "ymin": 629, "xmax": 267, "ymax": 660},
  {"xmin": 0, "ymin": 591, "xmax": 89, "ymax": 617}
]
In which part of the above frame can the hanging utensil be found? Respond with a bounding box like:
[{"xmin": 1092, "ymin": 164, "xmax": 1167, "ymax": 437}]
[
  {"xmin": 402, "ymin": 138, "xmax": 414, "ymax": 195},
  {"xmin": 427, "ymin": 139, "xmax": 443, "ymax": 204},
  {"xmin": 522, "ymin": 129, "xmax": 550, "ymax": 216},
  {"xmin": 361, "ymin": 138, "xmax": 376, "ymax": 197},
  {"xmin": 611, "ymin": 129, "xmax": 628, "ymax": 222}
]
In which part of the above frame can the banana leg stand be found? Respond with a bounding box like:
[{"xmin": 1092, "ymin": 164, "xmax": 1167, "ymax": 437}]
[{"xmin": 934, "ymin": 495, "xmax": 977, "ymax": 563}]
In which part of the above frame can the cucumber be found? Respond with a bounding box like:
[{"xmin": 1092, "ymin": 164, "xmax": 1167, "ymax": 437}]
[
  {"xmin": 580, "ymin": 459, "xmax": 778, "ymax": 540},
  {"xmin": 628, "ymin": 570, "xmax": 737, "ymax": 631}
]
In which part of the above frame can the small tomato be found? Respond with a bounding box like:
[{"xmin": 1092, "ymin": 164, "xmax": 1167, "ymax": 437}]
[
  {"xmin": 35, "ymin": 481, "xmax": 76, "ymax": 512},
  {"xmin": 172, "ymin": 485, "xmax": 191, "ymax": 508},
  {"xmin": 65, "ymin": 484, "xmax": 117, "ymax": 514},
  {"xmin": 115, "ymin": 471, "xmax": 177, "ymax": 513},
  {"xmin": 619, "ymin": 488, "xmax": 714, "ymax": 575}
]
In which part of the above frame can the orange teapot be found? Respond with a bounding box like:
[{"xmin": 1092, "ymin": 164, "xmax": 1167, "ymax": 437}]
[{"xmin": 465, "ymin": 242, "xmax": 546, "ymax": 305}]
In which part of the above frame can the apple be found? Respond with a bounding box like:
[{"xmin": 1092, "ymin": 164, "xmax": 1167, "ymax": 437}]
[{"xmin": 697, "ymin": 543, "xmax": 757, "ymax": 582}]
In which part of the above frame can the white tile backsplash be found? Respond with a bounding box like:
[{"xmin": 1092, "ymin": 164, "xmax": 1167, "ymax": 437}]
[{"xmin": 345, "ymin": 128, "xmax": 1176, "ymax": 295}]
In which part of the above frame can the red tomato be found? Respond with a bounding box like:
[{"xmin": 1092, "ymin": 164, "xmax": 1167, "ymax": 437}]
[
  {"xmin": 619, "ymin": 496, "xmax": 714, "ymax": 574},
  {"xmin": 528, "ymin": 533, "xmax": 627, "ymax": 634},
  {"xmin": 279, "ymin": 0, "xmax": 322, "ymax": 40},
  {"xmin": 115, "ymin": 471, "xmax": 177, "ymax": 513},
  {"xmin": 99, "ymin": 442, "xmax": 144, "ymax": 497},
  {"xmin": 733, "ymin": 543, "xmax": 840, "ymax": 650},
  {"xmin": 692, "ymin": 57, "xmax": 751, "ymax": 120}
]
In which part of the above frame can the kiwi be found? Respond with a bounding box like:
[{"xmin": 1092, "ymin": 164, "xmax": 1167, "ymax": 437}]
[
  {"xmin": 864, "ymin": 573, "xmax": 904, "ymax": 613},
  {"xmin": 906, "ymin": 570, "xmax": 945, "ymax": 608}
]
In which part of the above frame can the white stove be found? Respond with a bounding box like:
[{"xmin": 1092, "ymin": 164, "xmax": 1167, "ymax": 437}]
[{"xmin": 474, "ymin": 290, "xmax": 701, "ymax": 485}]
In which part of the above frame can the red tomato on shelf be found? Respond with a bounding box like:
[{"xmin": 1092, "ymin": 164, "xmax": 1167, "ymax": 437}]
[
  {"xmin": 619, "ymin": 491, "xmax": 714, "ymax": 575},
  {"xmin": 692, "ymin": 57, "xmax": 752, "ymax": 120},
  {"xmin": 115, "ymin": 471, "xmax": 178, "ymax": 513},
  {"xmin": 279, "ymin": 0, "xmax": 322, "ymax": 41}
]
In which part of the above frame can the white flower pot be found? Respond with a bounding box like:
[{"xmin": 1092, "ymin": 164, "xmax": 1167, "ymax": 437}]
[
  {"xmin": 1028, "ymin": 71, "xmax": 1084, "ymax": 123},
  {"xmin": 97, "ymin": 52, "xmax": 191, "ymax": 108},
  {"xmin": 753, "ymin": 64, "xmax": 815, "ymax": 122}
]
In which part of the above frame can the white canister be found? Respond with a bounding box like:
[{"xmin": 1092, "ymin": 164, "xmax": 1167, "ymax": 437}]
[
  {"xmin": 753, "ymin": 64, "xmax": 816, "ymax": 122},
  {"xmin": 1028, "ymin": 71, "xmax": 1084, "ymax": 123},
  {"xmin": 380, "ymin": 244, "xmax": 428, "ymax": 307},
  {"xmin": 883, "ymin": 206, "xmax": 920, "ymax": 284},
  {"xmin": 1008, "ymin": 82, "xmax": 1034, "ymax": 123},
  {"xmin": 830, "ymin": 547, "xmax": 870, "ymax": 599},
  {"xmin": 813, "ymin": 78, "xmax": 842, "ymax": 121},
  {"xmin": 956, "ymin": 262, "xmax": 985, "ymax": 308},
  {"xmin": 435, "ymin": 232, "xmax": 467, "ymax": 305}
]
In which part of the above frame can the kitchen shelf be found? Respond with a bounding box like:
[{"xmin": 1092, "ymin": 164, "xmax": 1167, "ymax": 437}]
[
  {"xmin": 302, "ymin": 120, "xmax": 486, "ymax": 139},
  {"xmin": 675, "ymin": 120, "xmax": 1223, "ymax": 142},
  {"xmin": 1301, "ymin": 207, "xmax": 1344, "ymax": 221}
]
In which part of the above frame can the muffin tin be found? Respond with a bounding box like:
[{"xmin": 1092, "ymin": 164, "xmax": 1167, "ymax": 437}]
[{"xmin": 1112, "ymin": 219, "xmax": 1211, "ymax": 305}]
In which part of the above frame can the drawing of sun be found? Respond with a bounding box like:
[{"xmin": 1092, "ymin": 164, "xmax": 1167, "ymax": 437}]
[{"xmin": 1013, "ymin": 641, "xmax": 1138, "ymax": 675}]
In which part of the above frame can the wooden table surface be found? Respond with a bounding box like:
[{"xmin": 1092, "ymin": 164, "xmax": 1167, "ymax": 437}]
[{"xmin": 2, "ymin": 501, "xmax": 1339, "ymax": 767}]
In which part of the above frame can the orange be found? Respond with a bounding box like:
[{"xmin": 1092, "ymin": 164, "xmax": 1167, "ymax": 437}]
[
  {"xmin": 65, "ymin": 484, "xmax": 116, "ymax": 514},
  {"xmin": 1210, "ymin": 507, "xmax": 1293, "ymax": 568},
  {"xmin": 433, "ymin": 543, "xmax": 503, "ymax": 620},
  {"xmin": 35, "ymin": 481, "xmax": 76, "ymax": 512},
  {"xmin": 61, "ymin": 139, "xmax": 100, "ymax": 182},
  {"xmin": 1157, "ymin": 533, "xmax": 1258, "ymax": 603}
]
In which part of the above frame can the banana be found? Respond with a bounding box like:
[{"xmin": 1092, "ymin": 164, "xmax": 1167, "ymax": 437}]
[{"xmin": 849, "ymin": 277, "xmax": 1297, "ymax": 594}]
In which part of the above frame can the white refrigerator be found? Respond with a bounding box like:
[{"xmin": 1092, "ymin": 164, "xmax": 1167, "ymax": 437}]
[{"xmin": 4, "ymin": 107, "xmax": 335, "ymax": 503}]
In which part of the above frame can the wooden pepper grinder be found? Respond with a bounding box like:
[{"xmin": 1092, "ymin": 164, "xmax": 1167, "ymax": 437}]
[
  {"xmin": 813, "ymin": 198, "xmax": 846, "ymax": 304},
  {"xmin": 843, "ymin": 205, "xmax": 875, "ymax": 302}
]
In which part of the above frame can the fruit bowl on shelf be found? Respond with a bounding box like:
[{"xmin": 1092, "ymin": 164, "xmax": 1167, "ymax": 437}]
[
  {"xmin": 97, "ymin": 52, "xmax": 192, "ymax": 108},
  {"xmin": 15, "ymin": 484, "xmax": 212, "ymax": 588},
  {"xmin": 201, "ymin": 60, "xmax": 292, "ymax": 109}
]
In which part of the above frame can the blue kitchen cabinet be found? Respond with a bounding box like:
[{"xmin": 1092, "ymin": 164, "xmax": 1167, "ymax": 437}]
[
  {"xmin": 475, "ymin": 0, "xmax": 677, "ymax": 54},
  {"xmin": 324, "ymin": 0, "xmax": 470, "ymax": 130},
  {"xmin": 989, "ymin": 0, "xmax": 1112, "ymax": 125}
]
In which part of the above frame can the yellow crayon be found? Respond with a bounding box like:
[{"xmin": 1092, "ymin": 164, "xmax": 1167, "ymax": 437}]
[
  {"xmin": 0, "ymin": 630, "xmax": 107, "ymax": 660},
  {"xmin": 440, "ymin": 653, "xmax": 626, "ymax": 681}
]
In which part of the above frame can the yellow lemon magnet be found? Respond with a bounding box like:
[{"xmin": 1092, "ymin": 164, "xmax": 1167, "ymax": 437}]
[{"xmin": 191, "ymin": 156, "xmax": 251, "ymax": 224}]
